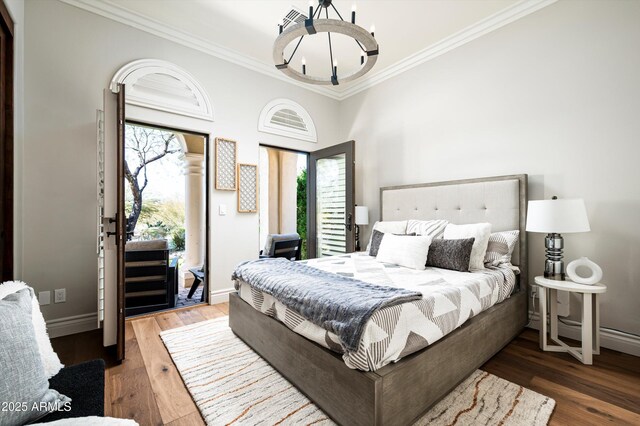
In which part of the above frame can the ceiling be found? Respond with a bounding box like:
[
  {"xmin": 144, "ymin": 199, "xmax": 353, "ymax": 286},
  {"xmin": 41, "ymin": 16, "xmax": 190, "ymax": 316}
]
[{"xmin": 90, "ymin": 0, "xmax": 536, "ymax": 97}]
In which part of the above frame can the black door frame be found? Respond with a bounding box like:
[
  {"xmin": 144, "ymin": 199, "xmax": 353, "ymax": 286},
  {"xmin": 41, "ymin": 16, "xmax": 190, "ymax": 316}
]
[{"xmin": 308, "ymin": 141, "xmax": 355, "ymax": 259}]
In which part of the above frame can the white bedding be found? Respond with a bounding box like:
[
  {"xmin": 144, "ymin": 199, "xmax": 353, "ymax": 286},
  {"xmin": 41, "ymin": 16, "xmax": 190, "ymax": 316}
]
[{"xmin": 237, "ymin": 253, "xmax": 517, "ymax": 371}]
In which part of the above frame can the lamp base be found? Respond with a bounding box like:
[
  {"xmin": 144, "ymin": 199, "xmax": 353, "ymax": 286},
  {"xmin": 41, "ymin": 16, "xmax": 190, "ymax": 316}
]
[
  {"xmin": 544, "ymin": 233, "xmax": 565, "ymax": 280},
  {"xmin": 355, "ymin": 224, "xmax": 361, "ymax": 252}
]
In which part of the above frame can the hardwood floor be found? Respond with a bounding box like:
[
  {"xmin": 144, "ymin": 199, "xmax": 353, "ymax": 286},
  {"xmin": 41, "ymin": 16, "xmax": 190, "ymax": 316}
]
[{"xmin": 51, "ymin": 303, "xmax": 640, "ymax": 426}]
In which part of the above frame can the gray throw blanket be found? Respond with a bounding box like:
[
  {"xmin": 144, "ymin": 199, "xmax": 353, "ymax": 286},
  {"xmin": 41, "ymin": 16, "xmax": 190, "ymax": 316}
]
[{"xmin": 232, "ymin": 258, "xmax": 422, "ymax": 351}]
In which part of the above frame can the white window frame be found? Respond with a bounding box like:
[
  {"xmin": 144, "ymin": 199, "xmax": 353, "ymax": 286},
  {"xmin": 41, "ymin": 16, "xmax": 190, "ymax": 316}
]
[{"xmin": 258, "ymin": 98, "xmax": 317, "ymax": 143}]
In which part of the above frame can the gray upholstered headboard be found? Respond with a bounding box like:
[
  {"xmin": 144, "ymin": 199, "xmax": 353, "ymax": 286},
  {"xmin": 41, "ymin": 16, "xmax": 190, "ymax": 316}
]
[{"xmin": 380, "ymin": 175, "xmax": 528, "ymax": 286}]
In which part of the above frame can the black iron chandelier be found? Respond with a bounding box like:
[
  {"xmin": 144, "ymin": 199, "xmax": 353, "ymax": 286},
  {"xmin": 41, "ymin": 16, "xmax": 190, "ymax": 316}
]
[{"xmin": 273, "ymin": 0, "xmax": 379, "ymax": 86}]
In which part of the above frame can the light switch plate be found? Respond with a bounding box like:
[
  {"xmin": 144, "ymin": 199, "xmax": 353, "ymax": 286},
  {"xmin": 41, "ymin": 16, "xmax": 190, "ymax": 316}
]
[
  {"xmin": 39, "ymin": 291, "xmax": 51, "ymax": 306},
  {"xmin": 219, "ymin": 204, "xmax": 227, "ymax": 216},
  {"xmin": 54, "ymin": 288, "xmax": 66, "ymax": 304}
]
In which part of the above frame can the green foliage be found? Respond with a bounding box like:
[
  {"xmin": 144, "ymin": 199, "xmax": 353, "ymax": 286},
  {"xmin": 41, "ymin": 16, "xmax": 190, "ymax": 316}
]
[
  {"xmin": 129, "ymin": 199, "xmax": 186, "ymax": 247},
  {"xmin": 172, "ymin": 228, "xmax": 186, "ymax": 251},
  {"xmin": 140, "ymin": 220, "xmax": 171, "ymax": 241},
  {"xmin": 296, "ymin": 168, "xmax": 308, "ymax": 259}
]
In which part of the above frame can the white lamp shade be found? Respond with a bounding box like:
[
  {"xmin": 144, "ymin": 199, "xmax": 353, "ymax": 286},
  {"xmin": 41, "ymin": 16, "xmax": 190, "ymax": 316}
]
[
  {"xmin": 355, "ymin": 206, "xmax": 369, "ymax": 225},
  {"xmin": 526, "ymin": 198, "xmax": 590, "ymax": 233}
]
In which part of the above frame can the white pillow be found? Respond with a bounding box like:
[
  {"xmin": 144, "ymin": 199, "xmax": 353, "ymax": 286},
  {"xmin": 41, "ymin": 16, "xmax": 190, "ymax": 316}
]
[
  {"xmin": 376, "ymin": 234, "xmax": 432, "ymax": 270},
  {"xmin": 443, "ymin": 223, "xmax": 492, "ymax": 271},
  {"xmin": 406, "ymin": 219, "xmax": 448, "ymax": 239},
  {"xmin": 366, "ymin": 220, "xmax": 408, "ymax": 252},
  {"xmin": 0, "ymin": 281, "xmax": 64, "ymax": 378}
]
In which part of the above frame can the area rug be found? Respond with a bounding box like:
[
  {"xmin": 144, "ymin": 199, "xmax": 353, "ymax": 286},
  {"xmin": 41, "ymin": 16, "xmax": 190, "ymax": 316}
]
[{"xmin": 160, "ymin": 318, "xmax": 555, "ymax": 425}]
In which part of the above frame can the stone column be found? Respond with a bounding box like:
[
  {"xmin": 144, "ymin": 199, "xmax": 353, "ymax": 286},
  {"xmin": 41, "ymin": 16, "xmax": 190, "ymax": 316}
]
[{"xmin": 182, "ymin": 153, "xmax": 205, "ymax": 287}]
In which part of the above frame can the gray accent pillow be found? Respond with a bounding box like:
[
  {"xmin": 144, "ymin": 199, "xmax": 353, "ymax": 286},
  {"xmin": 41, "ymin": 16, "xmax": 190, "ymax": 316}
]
[
  {"xmin": 369, "ymin": 230, "xmax": 416, "ymax": 257},
  {"xmin": 426, "ymin": 238, "xmax": 476, "ymax": 272},
  {"xmin": 0, "ymin": 289, "xmax": 71, "ymax": 425}
]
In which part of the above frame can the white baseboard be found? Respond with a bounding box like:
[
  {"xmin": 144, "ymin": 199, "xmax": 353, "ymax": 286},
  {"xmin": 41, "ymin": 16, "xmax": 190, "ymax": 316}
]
[
  {"xmin": 209, "ymin": 287, "xmax": 234, "ymax": 305},
  {"xmin": 46, "ymin": 312, "xmax": 98, "ymax": 338},
  {"xmin": 528, "ymin": 312, "xmax": 640, "ymax": 357}
]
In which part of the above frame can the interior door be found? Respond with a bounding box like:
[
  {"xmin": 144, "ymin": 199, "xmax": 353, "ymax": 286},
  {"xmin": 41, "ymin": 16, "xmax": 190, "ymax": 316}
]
[
  {"xmin": 308, "ymin": 141, "xmax": 355, "ymax": 258},
  {"xmin": 102, "ymin": 84, "xmax": 126, "ymax": 361}
]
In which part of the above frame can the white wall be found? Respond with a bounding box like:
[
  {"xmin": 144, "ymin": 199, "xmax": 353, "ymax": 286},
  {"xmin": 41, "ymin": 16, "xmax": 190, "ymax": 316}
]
[
  {"xmin": 338, "ymin": 0, "xmax": 640, "ymax": 337},
  {"xmin": 22, "ymin": 0, "xmax": 340, "ymax": 322},
  {"xmin": 5, "ymin": 0, "xmax": 24, "ymax": 279}
]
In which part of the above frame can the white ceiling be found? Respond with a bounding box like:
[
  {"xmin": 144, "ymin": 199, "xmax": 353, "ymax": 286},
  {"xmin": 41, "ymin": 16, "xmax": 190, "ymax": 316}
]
[{"xmin": 89, "ymin": 0, "xmax": 539, "ymax": 97}]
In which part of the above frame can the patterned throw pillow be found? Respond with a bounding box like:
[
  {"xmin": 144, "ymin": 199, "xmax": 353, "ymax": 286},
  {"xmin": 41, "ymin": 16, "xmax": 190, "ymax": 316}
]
[
  {"xmin": 406, "ymin": 219, "xmax": 449, "ymax": 240},
  {"xmin": 484, "ymin": 230, "xmax": 520, "ymax": 266},
  {"xmin": 426, "ymin": 238, "xmax": 476, "ymax": 272},
  {"xmin": 369, "ymin": 230, "xmax": 416, "ymax": 257}
]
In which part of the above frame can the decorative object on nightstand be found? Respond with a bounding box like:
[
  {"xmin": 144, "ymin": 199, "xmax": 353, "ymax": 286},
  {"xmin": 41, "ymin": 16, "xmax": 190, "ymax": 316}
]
[
  {"xmin": 354, "ymin": 205, "xmax": 369, "ymax": 252},
  {"xmin": 535, "ymin": 276, "xmax": 606, "ymax": 365},
  {"xmin": 566, "ymin": 257, "xmax": 603, "ymax": 285},
  {"xmin": 526, "ymin": 197, "xmax": 590, "ymax": 280}
]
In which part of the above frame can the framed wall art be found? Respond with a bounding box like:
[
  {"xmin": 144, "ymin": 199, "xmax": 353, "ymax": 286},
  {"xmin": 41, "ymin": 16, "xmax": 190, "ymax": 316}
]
[
  {"xmin": 215, "ymin": 137, "xmax": 237, "ymax": 190},
  {"xmin": 237, "ymin": 163, "xmax": 258, "ymax": 213}
]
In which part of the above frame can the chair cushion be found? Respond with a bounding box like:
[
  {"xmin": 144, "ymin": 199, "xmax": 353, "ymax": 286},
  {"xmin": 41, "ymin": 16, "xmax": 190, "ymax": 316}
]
[
  {"xmin": 263, "ymin": 233, "xmax": 300, "ymax": 256},
  {"xmin": 125, "ymin": 239, "xmax": 168, "ymax": 251},
  {"xmin": 38, "ymin": 360, "xmax": 106, "ymax": 422}
]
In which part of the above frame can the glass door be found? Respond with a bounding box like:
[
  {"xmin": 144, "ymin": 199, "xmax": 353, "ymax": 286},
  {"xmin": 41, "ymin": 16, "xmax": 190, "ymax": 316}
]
[{"xmin": 308, "ymin": 141, "xmax": 355, "ymax": 258}]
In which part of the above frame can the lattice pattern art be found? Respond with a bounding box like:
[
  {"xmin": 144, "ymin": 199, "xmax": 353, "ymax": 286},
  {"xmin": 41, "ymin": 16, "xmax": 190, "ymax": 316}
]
[
  {"xmin": 238, "ymin": 164, "xmax": 258, "ymax": 213},
  {"xmin": 215, "ymin": 138, "xmax": 237, "ymax": 190}
]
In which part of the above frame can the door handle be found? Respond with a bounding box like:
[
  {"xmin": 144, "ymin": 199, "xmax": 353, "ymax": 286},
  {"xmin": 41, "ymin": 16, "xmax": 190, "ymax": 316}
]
[{"xmin": 345, "ymin": 213, "xmax": 353, "ymax": 231}]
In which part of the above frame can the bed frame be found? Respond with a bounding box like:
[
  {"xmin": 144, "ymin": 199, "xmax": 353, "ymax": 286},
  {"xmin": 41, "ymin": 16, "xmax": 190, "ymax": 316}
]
[{"xmin": 229, "ymin": 174, "xmax": 528, "ymax": 426}]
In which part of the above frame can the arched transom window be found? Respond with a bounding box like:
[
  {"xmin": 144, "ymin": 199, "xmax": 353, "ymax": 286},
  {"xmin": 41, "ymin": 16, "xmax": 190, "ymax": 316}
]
[{"xmin": 258, "ymin": 99, "xmax": 317, "ymax": 143}]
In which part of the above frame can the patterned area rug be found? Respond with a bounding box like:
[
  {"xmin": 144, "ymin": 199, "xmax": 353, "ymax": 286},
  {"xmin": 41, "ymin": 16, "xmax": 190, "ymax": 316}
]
[{"xmin": 160, "ymin": 318, "xmax": 555, "ymax": 426}]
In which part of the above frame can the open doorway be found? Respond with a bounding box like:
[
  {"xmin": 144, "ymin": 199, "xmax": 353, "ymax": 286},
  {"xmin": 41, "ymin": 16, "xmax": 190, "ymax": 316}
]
[
  {"xmin": 259, "ymin": 145, "xmax": 309, "ymax": 260},
  {"xmin": 123, "ymin": 122, "xmax": 208, "ymax": 316}
]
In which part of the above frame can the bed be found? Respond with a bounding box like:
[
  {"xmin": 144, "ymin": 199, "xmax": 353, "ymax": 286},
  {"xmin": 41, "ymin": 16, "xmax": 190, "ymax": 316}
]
[{"xmin": 229, "ymin": 174, "xmax": 528, "ymax": 426}]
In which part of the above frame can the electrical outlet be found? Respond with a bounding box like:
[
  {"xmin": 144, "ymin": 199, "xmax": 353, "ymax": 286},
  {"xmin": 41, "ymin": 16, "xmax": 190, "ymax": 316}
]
[
  {"xmin": 38, "ymin": 291, "xmax": 51, "ymax": 306},
  {"xmin": 54, "ymin": 288, "xmax": 66, "ymax": 303},
  {"xmin": 219, "ymin": 204, "xmax": 227, "ymax": 216}
]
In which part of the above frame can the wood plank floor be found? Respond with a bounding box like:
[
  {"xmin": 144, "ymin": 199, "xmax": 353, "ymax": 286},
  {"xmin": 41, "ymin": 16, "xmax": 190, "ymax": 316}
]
[{"xmin": 51, "ymin": 303, "xmax": 640, "ymax": 426}]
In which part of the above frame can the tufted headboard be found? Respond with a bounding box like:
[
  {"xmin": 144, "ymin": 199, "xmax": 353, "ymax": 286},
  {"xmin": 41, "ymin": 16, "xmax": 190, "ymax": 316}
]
[{"xmin": 380, "ymin": 175, "xmax": 528, "ymax": 286}]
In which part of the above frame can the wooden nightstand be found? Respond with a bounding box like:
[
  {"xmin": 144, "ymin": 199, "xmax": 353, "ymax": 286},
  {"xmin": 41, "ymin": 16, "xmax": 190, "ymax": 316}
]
[{"xmin": 534, "ymin": 276, "xmax": 607, "ymax": 365}]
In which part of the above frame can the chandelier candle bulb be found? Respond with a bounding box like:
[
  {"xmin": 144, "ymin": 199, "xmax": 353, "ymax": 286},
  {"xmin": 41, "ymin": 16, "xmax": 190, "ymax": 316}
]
[
  {"xmin": 309, "ymin": 1, "xmax": 313, "ymax": 19},
  {"xmin": 302, "ymin": 57, "xmax": 306, "ymax": 75},
  {"xmin": 351, "ymin": 4, "xmax": 356, "ymax": 24},
  {"xmin": 361, "ymin": 50, "xmax": 365, "ymax": 65},
  {"xmin": 278, "ymin": 23, "xmax": 283, "ymax": 34},
  {"xmin": 370, "ymin": 24, "xmax": 375, "ymax": 37},
  {"xmin": 333, "ymin": 60, "xmax": 338, "ymax": 77}
]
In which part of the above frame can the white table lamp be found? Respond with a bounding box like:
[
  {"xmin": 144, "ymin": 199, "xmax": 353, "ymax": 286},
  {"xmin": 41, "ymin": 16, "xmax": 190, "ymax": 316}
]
[
  {"xmin": 354, "ymin": 206, "xmax": 369, "ymax": 251},
  {"xmin": 526, "ymin": 197, "xmax": 590, "ymax": 280}
]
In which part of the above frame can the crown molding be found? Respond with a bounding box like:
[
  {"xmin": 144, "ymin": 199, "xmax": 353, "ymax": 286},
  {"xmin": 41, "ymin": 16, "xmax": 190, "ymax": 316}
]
[
  {"xmin": 336, "ymin": 0, "xmax": 558, "ymax": 100},
  {"xmin": 57, "ymin": 0, "xmax": 343, "ymax": 100},
  {"xmin": 58, "ymin": 0, "xmax": 556, "ymax": 102}
]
